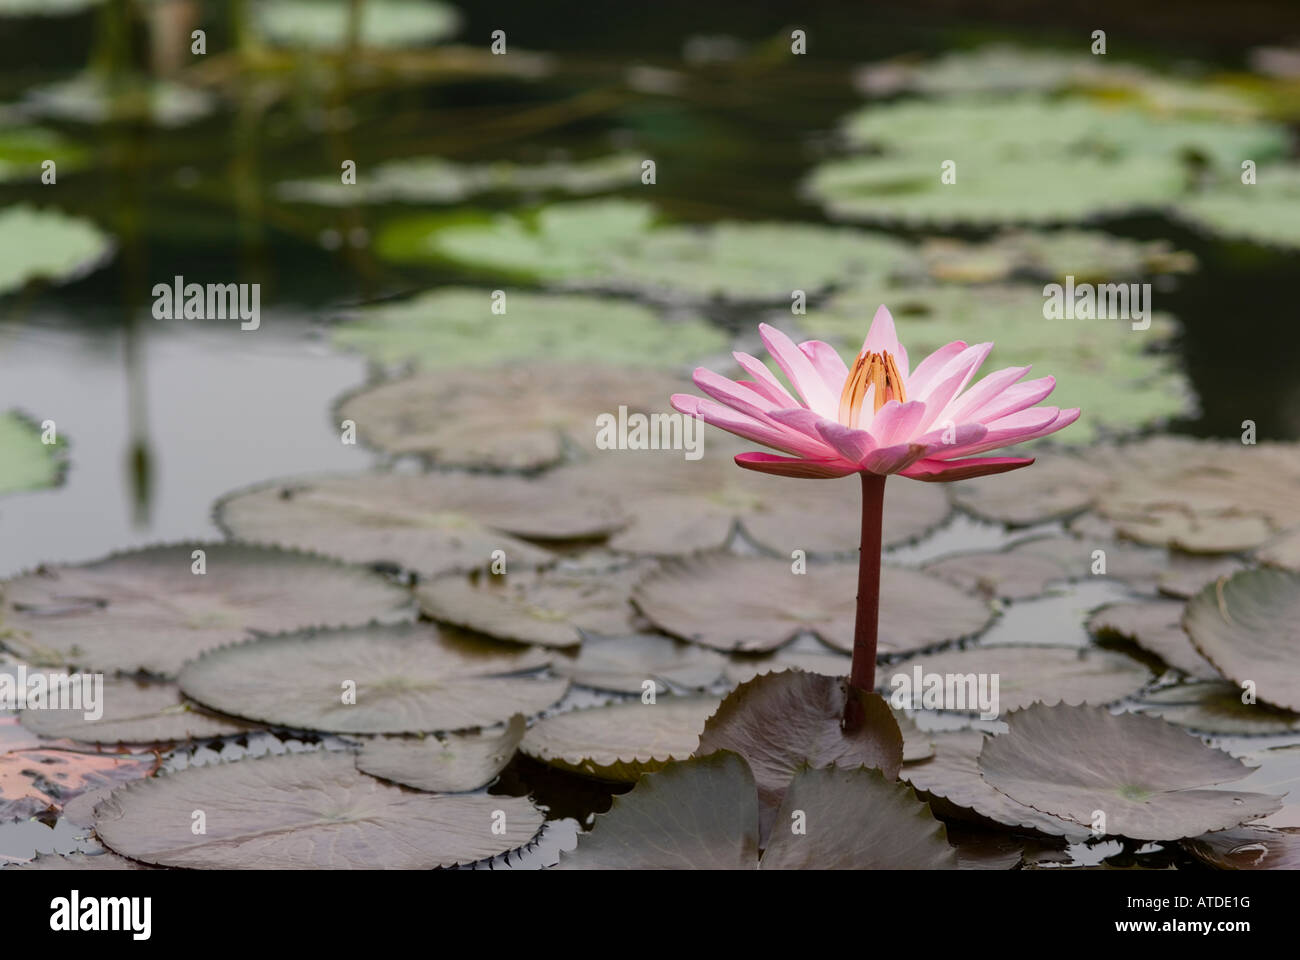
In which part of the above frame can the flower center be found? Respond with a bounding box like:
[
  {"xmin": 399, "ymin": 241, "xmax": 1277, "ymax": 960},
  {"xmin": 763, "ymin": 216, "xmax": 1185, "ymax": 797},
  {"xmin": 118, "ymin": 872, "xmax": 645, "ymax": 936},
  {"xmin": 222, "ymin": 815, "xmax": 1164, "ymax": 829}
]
[{"xmin": 838, "ymin": 349, "xmax": 907, "ymax": 428}]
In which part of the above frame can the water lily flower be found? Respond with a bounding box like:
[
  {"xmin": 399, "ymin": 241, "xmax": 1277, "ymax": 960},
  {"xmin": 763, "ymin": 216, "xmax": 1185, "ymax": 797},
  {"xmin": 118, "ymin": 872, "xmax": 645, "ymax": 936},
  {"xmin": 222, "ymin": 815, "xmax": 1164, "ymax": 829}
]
[{"xmin": 670, "ymin": 306, "xmax": 1079, "ymax": 712}]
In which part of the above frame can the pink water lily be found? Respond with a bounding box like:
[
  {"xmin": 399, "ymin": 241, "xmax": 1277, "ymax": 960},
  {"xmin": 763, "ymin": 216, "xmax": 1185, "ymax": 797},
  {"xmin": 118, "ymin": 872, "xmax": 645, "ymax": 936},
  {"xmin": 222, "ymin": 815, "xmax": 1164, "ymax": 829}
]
[
  {"xmin": 670, "ymin": 305, "xmax": 1079, "ymax": 482},
  {"xmin": 670, "ymin": 306, "xmax": 1079, "ymax": 721}
]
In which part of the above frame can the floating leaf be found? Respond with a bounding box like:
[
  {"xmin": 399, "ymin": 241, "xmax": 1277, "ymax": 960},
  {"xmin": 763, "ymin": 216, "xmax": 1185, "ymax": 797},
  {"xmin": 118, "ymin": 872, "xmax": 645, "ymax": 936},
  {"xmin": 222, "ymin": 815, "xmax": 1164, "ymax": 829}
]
[
  {"xmin": 3, "ymin": 852, "xmax": 151, "ymax": 871},
  {"xmin": 919, "ymin": 230, "xmax": 1195, "ymax": 285},
  {"xmin": 416, "ymin": 566, "xmax": 641, "ymax": 649},
  {"xmin": 1183, "ymin": 569, "xmax": 1300, "ymax": 711},
  {"xmin": 900, "ymin": 730, "xmax": 1089, "ymax": 838},
  {"xmin": 0, "ymin": 0, "xmax": 105, "ymax": 15},
  {"xmin": 255, "ymin": 0, "xmax": 460, "ymax": 48},
  {"xmin": 0, "ymin": 126, "xmax": 89, "ymax": 183},
  {"xmin": 0, "ymin": 749, "xmax": 155, "ymax": 822},
  {"xmin": 979, "ymin": 703, "xmax": 1281, "ymax": 841},
  {"xmin": 1088, "ymin": 600, "xmax": 1220, "ymax": 680},
  {"xmin": 332, "ymin": 287, "xmax": 725, "ymax": 370},
  {"xmin": 1134, "ymin": 682, "xmax": 1300, "ymax": 735},
  {"xmin": 633, "ymin": 555, "xmax": 992, "ymax": 655},
  {"xmin": 0, "ymin": 206, "xmax": 113, "ymax": 296},
  {"xmin": 355, "ymin": 715, "xmax": 525, "ymax": 793},
  {"xmin": 178, "ymin": 623, "xmax": 566, "ymax": 734},
  {"xmin": 949, "ymin": 450, "xmax": 1108, "ymax": 525},
  {"xmin": 696, "ymin": 672, "xmax": 902, "ymax": 843},
  {"xmin": 18, "ymin": 678, "xmax": 248, "ymax": 745},
  {"xmin": 1183, "ymin": 826, "xmax": 1300, "ymax": 870},
  {"xmin": 1156, "ymin": 555, "xmax": 1248, "ymax": 599},
  {"xmin": 1258, "ymin": 528, "xmax": 1300, "ymax": 573},
  {"xmin": 1174, "ymin": 165, "xmax": 1300, "ymax": 248},
  {"xmin": 0, "ymin": 543, "xmax": 413, "ymax": 677},
  {"xmin": 95, "ymin": 750, "xmax": 543, "ymax": 869},
  {"xmin": 336, "ymin": 364, "xmax": 687, "ymax": 471},
  {"xmin": 722, "ymin": 649, "xmax": 851, "ymax": 686},
  {"xmin": 557, "ymin": 751, "xmax": 957, "ymax": 869},
  {"xmin": 214, "ymin": 472, "xmax": 613, "ymax": 578},
  {"xmin": 25, "ymin": 74, "xmax": 214, "ymax": 127},
  {"xmin": 1234, "ymin": 745, "xmax": 1300, "ymax": 829},
  {"xmin": 520, "ymin": 697, "xmax": 720, "ymax": 781},
  {"xmin": 882, "ymin": 645, "xmax": 1150, "ymax": 714},
  {"xmin": 556, "ymin": 631, "xmax": 727, "ymax": 694},
  {"xmin": 0, "ymin": 410, "xmax": 67, "ymax": 496}
]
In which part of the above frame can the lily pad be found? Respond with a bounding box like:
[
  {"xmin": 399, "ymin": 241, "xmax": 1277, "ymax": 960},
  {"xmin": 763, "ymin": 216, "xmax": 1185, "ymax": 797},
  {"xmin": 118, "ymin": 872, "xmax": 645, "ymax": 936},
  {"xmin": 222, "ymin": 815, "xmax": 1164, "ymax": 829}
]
[
  {"xmin": 0, "ymin": 410, "xmax": 67, "ymax": 496},
  {"xmin": 25, "ymin": 74, "xmax": 214, "ymax": 127},
  {"xmin": 0, "ymin": 543, "xmax": 413, "ymax": 677},
  {"xmin": 336, "ymin": 363, "xmax": 687, "ymax": 471},
  {"xmin": 556, "ymin": 631, "xmax": 727, "ymax": 694},
  {"xmin": 950, "ymin": 450, "xmax": 1109, "ymax": 525},
  {"xmin": 1234, "ymin": 745, "xmax": 1300, "ymax": 829},
  {"xmin": 520, "ymin": 696, "xmax": 720, "ymax": 782},
  {"xmin": 0, "ymin": 126, "xmax": 89, "ymax": 183},
  {"xmin": 557, "ymin": 751, "xmax": 957, "ymax": 869},
  {"xmin": 177, "ymin": 623, "xmax": 566, "ymax": 735},
  {"xmin": 632, "ymin": 555, "xmax": 993, "ymax": 655},
  {"xmin": 18, "ymin": 678, "xmax": 248, "ymax": 745},
  {"xmin": 883, "ymin": 645, "xmax": 1150, "ymax": 714},
  {"xmin": 1183, "ymin": 825, "xmax": 1300, "ymax": 870},
  {"xmin": 1258, "ymin": 529, "xmax": 1300, "ymax": 573},
  {"xmin": 722, "ymin": 649, "xmax": 852, "ymax": 686},
  {"xmin": 1183, "ymin": 569, "xmax": 1300, "ymax": 711},
  {"xmin": 0, "ymin": 206, "xmax": 113, "ymax": 295},
  {"xmin": 919, "ymin": 230, "xmax": 1195, "ymax": 285},
  {"xmin": 1088, "ymin": 600, "xmax": 1220, "ymax": 680},
  {"xmin": 900, "ymin": 730, "xmax": 1090, "ymax": 838},
  {"xmin": 278, "ymin": 153, "xmax": 640, "ymax": 205},
  {"xmin": 214, "ymin": 472, "xmax": 620, "ymax": 578},
  {"xmin": 332, "ymin": 287, "xmax": 725, "ymax": 370},
  {"xmin": 3, "ymin": 852, "xmax": 151, "ymax": 870},
  {"xmin": 416, "ymin": 566, "xmax": 641, "ymax": 648},
  {"xmin": 0, "ymin": 748, "xmax": 156, "ymax": 822},
  {"xmin": 1134, "ymin": 682, "xmax": 1300, "ymax": 735},
  {"xmin": 1173, "ymin": 165, "xmax": 1300, "ymax": 248},
  {"xmin": 695, "ymin": 671, "xmax": 903, "ymax": 842},
  {"xmin": 94, "ymin": 750, "xmax": 544, "ymax": 869},
  {"xmin": 255, "ymin": 0, "xmax": 460, "ymax": 48},
  {"xmin": 355, "ymin": 715, "xmax": 525, "ymax": 793},
  {"xmin": 979, "ymin": 703, "xmax": 1282, "ymax": 841}
]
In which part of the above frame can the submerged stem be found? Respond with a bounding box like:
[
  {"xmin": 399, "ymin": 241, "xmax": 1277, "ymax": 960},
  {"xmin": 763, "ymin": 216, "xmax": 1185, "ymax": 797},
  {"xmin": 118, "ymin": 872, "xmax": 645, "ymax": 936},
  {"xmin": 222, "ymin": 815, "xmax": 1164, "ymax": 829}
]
[{"xmin": 848, "ymin": 471, "xmax": 886, "ymax": 705}]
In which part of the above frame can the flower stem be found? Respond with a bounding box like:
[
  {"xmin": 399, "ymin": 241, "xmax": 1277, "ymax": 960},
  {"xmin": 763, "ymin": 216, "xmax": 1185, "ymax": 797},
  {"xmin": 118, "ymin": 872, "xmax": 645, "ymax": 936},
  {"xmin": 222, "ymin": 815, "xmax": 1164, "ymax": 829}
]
[{"xmin": 848, "ymin": 471, "xmax": 886, "ymax": 701}]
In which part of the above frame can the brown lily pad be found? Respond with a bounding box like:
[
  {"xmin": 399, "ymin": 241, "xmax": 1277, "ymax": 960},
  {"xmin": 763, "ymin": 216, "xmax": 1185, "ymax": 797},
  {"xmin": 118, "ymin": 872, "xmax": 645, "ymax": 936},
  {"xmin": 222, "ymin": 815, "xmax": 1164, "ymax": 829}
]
[
  {"xmin": 1133, "ymin": 682, "xmax": 1300, "ymax": 735},
  {"xmin": 1088, "ymin": 600, "xmax": 1220, "ymax": 680},
  {"xmin": 555, "ymin": 631, "xmax": 727, "ymax": 694},
  {"xmin": 355, "ymin": 715, "xmax": 525, "ymax": 793}
]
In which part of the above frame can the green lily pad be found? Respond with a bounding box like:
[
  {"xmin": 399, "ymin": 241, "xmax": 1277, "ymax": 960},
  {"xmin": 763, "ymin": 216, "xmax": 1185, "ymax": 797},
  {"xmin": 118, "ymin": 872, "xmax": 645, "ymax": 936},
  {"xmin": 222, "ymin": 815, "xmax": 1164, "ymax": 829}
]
[
  {"xmin": 799, "ymin": 283, "xmax": 1191, "ymax": 444},
  {"xmin": 1134, "ymin": 682, "xmax": 1300, "ymax": 735},
  {"xmin": 979, "ymin": 703, "xmax": 1281, "ymax": 841},
  {"xmin": 696, "ymin": 671, "xmax": 903, "ymax": 843},
  {"xmin": 557, "ymin": 751, "xmax": 957, "ymax": 869},
  {"xmin": 1184, "ymin": 569, "xmax": 1300, "ymax": 711},
  {"xmin": 0, "ymin": 206, "xmax": 113, "ymax": 295},
  {"xmin": 332, "ymin": 287, "xmax": 725, "ymax": 370},
  {"xmin": 25, "ymin": 74, "xmax": 214, "ymax": 127},
  {"xmin": 94, "ymin": 750, "xmax": 543, "ymax": 869},
  {"xmin": 177, "ymin": 622, "xmax": 565, "ymax": 735},
  {"xmin": 355, "ymin": 715, "xmax": 525, "ymax": 793},
  {"xmin": 520, "ymin": 696, "xmax": 721, "ymax": 782},
  {"xmin": 900, "ymin": 730, "xmax": 1090, "ymax": 839},
  {"xmin": 279, "ymin": 153, "xmax": 640, "ymax": 205},
  {"xmin": 0, "ymin": 410, "xmax": 67, "ymax": 496},
  {"xmin": 255, "ymin": 0, "xmax": 460, "ymax": 48},
  {"xmin": 632, "ymin": 555, "xmax": 993, "ymax": 655},
  {"xmin": 1088, "ymin": 600, "xmax": 1221, "ymax": 680},
  {"xmin": 918, "ymin": 230, "xmax": 1196, "ymax": 285},
  {"xmin": 18, "ymin": 678, "xmax": 249, "ymax": 745},
  {"xmin": 0, "ymin": 126, "xmax": 89, "ymax": 183},
  {"xmin": 1174, "ymin": 165, "xmax": 1300, "ymax": 248},
  {"xmin": 0, "ymin": 543, "xmax": 413, "ymax": 678},
  {"xmin": 556, "ymin": 631, "xmax": 727, "ymax": 694},
  {"xmin": 0, "ymin": 0, "xmax": 104, "ymax": 15},
  {"xmin": 1183, "ymin": 826, "xmax": 1300, "ymax": 870},
  {"xmin": 416, "ymin": 566, "xmax": 642, "ymax": 649},
  {"xmin": 336, "ymin": 363, "xmax": 688, "ymax": 471}
]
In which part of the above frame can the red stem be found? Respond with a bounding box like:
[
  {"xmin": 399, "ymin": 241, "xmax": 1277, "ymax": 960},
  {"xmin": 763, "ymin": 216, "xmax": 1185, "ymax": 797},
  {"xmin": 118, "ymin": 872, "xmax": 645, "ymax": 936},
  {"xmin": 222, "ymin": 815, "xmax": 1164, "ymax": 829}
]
[{"xmin": 849, "ymin": 472, "xmax": 886, "ymax": 696}]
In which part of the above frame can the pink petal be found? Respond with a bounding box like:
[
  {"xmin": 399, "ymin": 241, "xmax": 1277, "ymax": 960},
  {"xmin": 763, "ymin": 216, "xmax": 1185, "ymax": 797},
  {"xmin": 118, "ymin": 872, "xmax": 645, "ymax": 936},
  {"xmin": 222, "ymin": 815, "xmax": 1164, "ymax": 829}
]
[
  {"xmin": 915, "ymin": 422, "xmax": 988, "ymax": 455},
  {"xmin": 937, "ymin": 406, "xmax": 1061, "ymax": 459},
  {"xmin": 814, "ymin": 420, "xmax": 877, "ymax": 464},
  {"xmin": 732, "ymin": 351, "xmax": 798, "ymax": 407},
  {"xmin": 914, "ymin": 342, "xmax": 993, "ymax": 432},
  {"xmin": 868, "ymin": 399, "xmax": 928, "ymax": 446},
  {"xmin": 673, "ymin": 394, "xmax": 836, "ymax": 459},
  {"xmin": 798, "ymin": 340, "xmax": 851, "ymax": 396},
  {"xmin": 945, "ymin": 365, "xmax": 1030, "ymax": 423},
  {"xmin": 900, "ymin": 456, "xmax": 1036, "ymax": 482},
  {"xmin": 861, "ymin": 305, "xmax": 901, "ymax": 357},
  {"xmin": 693, "ymin": 367, "xmax": 780, "ymax": 419},
  {"xmin": 863, "ymin": 441, "xmax": 928, "ymax": 475},
  {"xmin": 905, "ymin": 340, "xmax": 968, "ymax": 397},
  {"xmin": 735, "ymin": 452, "xmax": 858, "ymax": 479},
  {"xmin": 964, "ymin": 376, "xmax": 1058, "ymax": 424},
  {"xmin": 759, "ymin": 323, "xmax": 839, "ymax": 418}
]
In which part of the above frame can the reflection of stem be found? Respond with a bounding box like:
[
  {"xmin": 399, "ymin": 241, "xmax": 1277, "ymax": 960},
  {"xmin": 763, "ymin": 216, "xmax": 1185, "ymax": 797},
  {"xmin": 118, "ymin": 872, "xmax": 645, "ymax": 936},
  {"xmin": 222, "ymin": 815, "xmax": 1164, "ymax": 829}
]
[{"xmin": 848, "ymin": 473, "xmax": 886, "ymax": 700}]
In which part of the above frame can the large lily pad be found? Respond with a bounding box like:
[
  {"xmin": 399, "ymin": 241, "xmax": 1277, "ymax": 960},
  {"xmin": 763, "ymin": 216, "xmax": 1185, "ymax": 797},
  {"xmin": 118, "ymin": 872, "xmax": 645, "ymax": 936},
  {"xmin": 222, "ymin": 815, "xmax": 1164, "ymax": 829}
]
[
  {"xmin": 355, "ymin": 715, "xmax": 525, "ymax": 793},
  {"xmin": 1088, "ymin": 600, "xmax": 1220, "ymax": 680},
  {"xmin": 883, "ymin": 645, "xmax": 1150, "ymax": 714},
  {"xmin": 722, "ymin": 648, "xmax": 852, "ymax": 686},
  {"xmin": 94, "ymin": 750, "xmax": 544, "ymax": 869},
  {"xmin": 0, "ymin": 206, "xmax": 112, "ymax": 295},
  {"xmin": 1133, "ymin": 682, "xmax": 1300, "ymax": 735},
  {"xmin": 18, "ymin": 678, "xmax": 248, "ymax": 745},
  {"xmin": 255, "ymin": 0, "xmax": 460, "ymax": 48},
  {"xmin": 900, "ymin": 730, "xmax": 1089, "ymax": 838},
  {"xmin": 633, "ymin": 555, "xmax": 992, "ymax": 655},
  {"xmin": 0, "ymin": 126, "xmax": 89, "ymax": 183},
  {"xmin": 336, "ymin": 364, "xmax": 687, "ymax": 471},
  {"xmin": 696, "ymin": 671, "xmax": 903, "ymax": 842},
  {"xmin": 1234, "ymin": 745, "xmax": 1300, "ymax": 829},
  {"xmin": 950, "ymin": 450, "xmax": 1108, "ymax": 525},
  {"xmin": 1183, "ymin": 569, "xmax": 1300, "ymax": 711},
  {"xmin": 520, "ymin": 697, "xmax": 720, "ymax": 781},
  {"xmin": 416, "ymin": 566, "xmax": 641, "ymax": 648},
  {"xmin": 979, "ymin": 703, "xmax": 1282, "ymax": 840},
  {"xmin": 557, "ymin": 751, "xmax": 957, "ymax": 869},
  {"xmin": 0, "ymin": 410, "xmax": 67, "ymax": 496},
  {"xmin": 556, "ymin": 631, "xmax": 727, "ymax": 694},
  {"xmin": 0, "ymin": 543, "xmax": 413, "ymax": 677},
  {"xmin": 1173, "ymin": 165, "xmax": 1300, "ymax": 249},
  {"xmin": 332, "ymin": 287, "xmax": 725, "ymax": 370},
  {"xmin": 214, "ymin": 472, "xmax": 623, "ymax": 578},
  {"xmin": 178, "ymin": 622, "xmax": 566, "ymax": 734}
]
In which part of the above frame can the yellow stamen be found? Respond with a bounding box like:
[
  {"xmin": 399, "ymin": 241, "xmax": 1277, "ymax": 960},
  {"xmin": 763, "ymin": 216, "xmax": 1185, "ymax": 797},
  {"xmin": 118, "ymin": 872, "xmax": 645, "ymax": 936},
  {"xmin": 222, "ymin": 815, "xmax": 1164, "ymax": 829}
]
[{"xmin": 838, "ymin": 350, "xmax": 907, "ymax": 428}]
